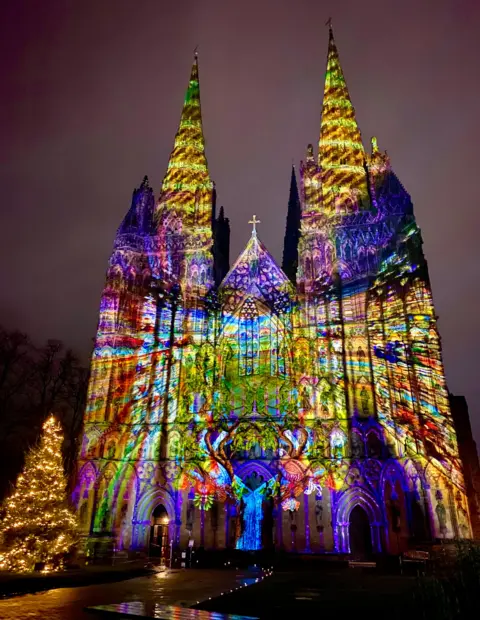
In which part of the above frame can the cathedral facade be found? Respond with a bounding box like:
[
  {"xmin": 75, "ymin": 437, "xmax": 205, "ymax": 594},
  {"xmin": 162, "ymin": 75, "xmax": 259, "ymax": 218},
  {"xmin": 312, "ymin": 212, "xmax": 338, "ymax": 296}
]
[{"xmin": 74, "ymin": 28, "xmax": 472, "ymax": 556}]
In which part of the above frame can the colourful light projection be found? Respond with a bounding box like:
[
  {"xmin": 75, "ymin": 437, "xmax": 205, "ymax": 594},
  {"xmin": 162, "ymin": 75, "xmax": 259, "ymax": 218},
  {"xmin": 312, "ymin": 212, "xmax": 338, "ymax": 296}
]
[
  {"xmin": 317, "ymin": 26, "xmax": 369, "ymax": 215},
  {"xmin": 74, "ymin": 30, "xmax": 472, "ymax": 556}
]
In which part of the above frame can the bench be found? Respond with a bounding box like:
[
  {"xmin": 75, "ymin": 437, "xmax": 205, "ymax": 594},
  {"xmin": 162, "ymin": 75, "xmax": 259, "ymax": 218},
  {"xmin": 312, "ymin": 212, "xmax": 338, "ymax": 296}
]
[
  {"xmin": 86, "ymin": 601, "xmax": 258, "ymax": 619},
  {"xmin": 400, "ymin": 550, "xmax": 429, "ymax": 575},
  {"xmin": 348, "ymin": 560, "xmax": 376, "ymax": 569}
]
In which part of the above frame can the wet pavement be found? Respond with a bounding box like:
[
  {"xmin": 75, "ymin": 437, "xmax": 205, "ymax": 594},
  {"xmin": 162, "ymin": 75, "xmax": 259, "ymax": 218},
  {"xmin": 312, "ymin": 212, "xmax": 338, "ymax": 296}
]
[
  {"xmin": 0, "ymin": 568, "xmax": 254, "ymax": 620},
  {"xmin": 197, "ymin": 569, "xmax": 419, "ymax": 620}
]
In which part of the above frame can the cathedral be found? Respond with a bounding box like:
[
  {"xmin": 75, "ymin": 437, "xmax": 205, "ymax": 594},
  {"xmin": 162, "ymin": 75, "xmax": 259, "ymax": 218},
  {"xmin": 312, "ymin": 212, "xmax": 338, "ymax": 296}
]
[{"xmin": 74, "ymin": 27, "xmax": 472, "ymax": 557}]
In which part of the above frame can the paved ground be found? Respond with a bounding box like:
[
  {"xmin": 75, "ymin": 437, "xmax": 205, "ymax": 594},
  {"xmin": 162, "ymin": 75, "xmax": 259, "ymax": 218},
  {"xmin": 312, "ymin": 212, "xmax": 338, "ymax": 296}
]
[
  {"xmin": 196, "ymin": 568, "xmax": 421, "ymax": 620},
  {"xmin": 0, "ymin": 568, "xmax": 255, "ymax": 620},
  {"xmin": 0, "ymin": 562, "xmax": 152, "ymax": 598}
]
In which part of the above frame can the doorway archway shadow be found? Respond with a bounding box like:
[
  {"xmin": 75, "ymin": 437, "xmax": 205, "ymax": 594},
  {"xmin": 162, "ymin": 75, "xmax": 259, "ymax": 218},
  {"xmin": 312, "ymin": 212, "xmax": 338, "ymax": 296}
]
[
  {"xmin": 349, "ymin": 505, "xmax": 373, "ymax": 559},
  {"xmin": 334, "ymin": 486, "xmax": 383, "ymax": 554},
  {"xmin": 149, "ymin": 504, "xmax": 170, "ymax": 564}
]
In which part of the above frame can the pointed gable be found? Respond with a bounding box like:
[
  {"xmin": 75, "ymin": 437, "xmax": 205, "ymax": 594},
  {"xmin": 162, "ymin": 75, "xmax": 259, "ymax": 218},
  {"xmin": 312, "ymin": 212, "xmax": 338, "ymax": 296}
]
[{"xmin": 220, "ymin": 233, "xmax": 294, "ymax": 315}]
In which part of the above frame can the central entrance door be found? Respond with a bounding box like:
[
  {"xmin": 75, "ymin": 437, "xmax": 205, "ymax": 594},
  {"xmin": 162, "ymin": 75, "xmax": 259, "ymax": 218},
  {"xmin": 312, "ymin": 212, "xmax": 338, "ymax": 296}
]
[
  {"xmin": 149, "ymin": 504, "xmax": 170, "ymax": 565},
  {"xmin": 349, "ymin": 505, "xmax": 372, "ymax": 559}
]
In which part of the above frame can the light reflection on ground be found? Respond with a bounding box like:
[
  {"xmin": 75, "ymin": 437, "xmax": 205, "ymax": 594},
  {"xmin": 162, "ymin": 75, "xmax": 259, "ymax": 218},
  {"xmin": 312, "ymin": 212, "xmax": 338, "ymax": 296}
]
[{"xmin": 0, "ymin": 569, "xmax": 251, "ymax": 620}]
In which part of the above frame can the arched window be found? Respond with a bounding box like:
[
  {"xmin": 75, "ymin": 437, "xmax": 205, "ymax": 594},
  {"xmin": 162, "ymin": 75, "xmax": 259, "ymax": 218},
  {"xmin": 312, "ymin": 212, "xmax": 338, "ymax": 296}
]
[
  {"xmin": 351, "ymin": 432, "xmax": 364, "ymax": 458},
  {"xmin": 357, "ymin": 247, "xmax": 366, "ymax": 272},
  {"xmin": 344, "ymin": 243, "xmax": 352, "ymax": 262},
  {"xmin": 190, "ymin": 264, "xmax": 199, "ymax": 283},
  {"xmin": 239, "ymin": 298, "xmax": 259, "ymax": 376},
  {"xmin": 367, "ymin": 249, "xmax": 377, "ymax": 272},
  {"xmin": 305, "ymin": 257, "xmax": 312, "ymax": 280},
  {"xmin": 366, "ymin": 431, "xmax": 383, "ymax": 458},
  {"xmin": 79, "ymin": 502, "xmax": 89, "ymax": 527},
  {"xmin": 330, "ymin": 429, "xmax": 346, "ymax": 459},
  {"xmin": 105, "ymin": 441, "xmax": 116, "ymax": 460},
  {"xmin": 168, "ymin": 431, "xmax": 181, "ymax": 460}
]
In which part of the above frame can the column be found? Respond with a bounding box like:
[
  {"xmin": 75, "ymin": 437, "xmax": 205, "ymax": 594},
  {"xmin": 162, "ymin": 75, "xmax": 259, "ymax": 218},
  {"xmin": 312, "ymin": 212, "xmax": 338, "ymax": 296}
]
[{"xmin": 304, "ymin": 492, "xmax": 311, "ymax": 552}]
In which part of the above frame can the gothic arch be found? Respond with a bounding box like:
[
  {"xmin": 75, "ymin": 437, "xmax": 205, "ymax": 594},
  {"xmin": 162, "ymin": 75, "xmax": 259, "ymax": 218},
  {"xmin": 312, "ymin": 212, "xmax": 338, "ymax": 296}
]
[
  {"xmin": 220, "ymin": 296, "xmax": 291, "ymax": 378},
  {"xmin": 103, "ymin": 432, "xmax": 120, "ymax": 459},
  {"xmin": 366, "ymin": 429, "xmax": 384, "ymax": 458},
  {"xmin": 380, "ymin": 459, "xmax": 409, "ymax": 493},
  {"xmin": 334, "ymin": 259, "xmax": 352, "ymax": 280},
  {"xmin": 235, "ymin": 460, "xmax": 275, "ymax": 482},
  {"xmin": 77, "ymin": 462, "xmax": 98, "ymax": 487},
  {"xmin": 403, "ymin": 458, "xmax": 426, "ymax": 491},
  {"xmin": 381, "ymin": 460, "xmax": 413, "ymax": 552},
  {"xmin": 334, "ymin": 486, "xmax": 383, "ymax": 553},
  {"xmin": 131, "ymin": 487, "xmax": 177, "ymax": 551},
  {"xmin": 110, "ymin": 463, "xmax": 139, "ymax": 533},
  {"xmin": 135, "ymin": 487, "xmax": 176, "ymax": 524}
]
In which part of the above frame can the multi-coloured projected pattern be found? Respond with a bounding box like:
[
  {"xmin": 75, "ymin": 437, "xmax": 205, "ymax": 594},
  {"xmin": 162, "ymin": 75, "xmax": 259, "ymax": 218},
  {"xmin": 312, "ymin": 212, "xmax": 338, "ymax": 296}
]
[{"xmin": 74, "ymin": 29, "xmax": 472, "ymax": 556}]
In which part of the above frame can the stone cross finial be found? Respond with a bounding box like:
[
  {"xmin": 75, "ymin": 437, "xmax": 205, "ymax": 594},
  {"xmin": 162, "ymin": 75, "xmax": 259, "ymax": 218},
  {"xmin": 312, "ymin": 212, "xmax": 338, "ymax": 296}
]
[{"xmin": 249, "ymin": 215, "xmax": 261, "ymax": 235}]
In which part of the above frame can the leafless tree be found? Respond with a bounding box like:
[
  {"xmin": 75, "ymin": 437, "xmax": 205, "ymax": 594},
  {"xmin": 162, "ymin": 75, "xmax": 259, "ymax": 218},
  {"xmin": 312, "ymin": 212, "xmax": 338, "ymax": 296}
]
[{"xmin": 0, "ymin": 326, "xmax": 88, "ymax": 499}]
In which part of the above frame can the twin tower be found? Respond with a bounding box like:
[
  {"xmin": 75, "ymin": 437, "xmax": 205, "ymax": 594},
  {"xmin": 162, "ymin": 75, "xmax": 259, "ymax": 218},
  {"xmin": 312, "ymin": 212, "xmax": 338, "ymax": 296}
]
[{"xmin": 74, "ymin": 28, "xmax": 472, "ymax": 557}]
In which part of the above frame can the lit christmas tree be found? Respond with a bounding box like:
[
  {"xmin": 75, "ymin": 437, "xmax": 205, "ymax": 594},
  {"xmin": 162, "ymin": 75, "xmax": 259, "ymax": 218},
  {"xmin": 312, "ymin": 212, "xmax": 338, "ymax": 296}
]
[{"xmin": 0, "ymin": 416, "xmax": 79, "ymax": 572}]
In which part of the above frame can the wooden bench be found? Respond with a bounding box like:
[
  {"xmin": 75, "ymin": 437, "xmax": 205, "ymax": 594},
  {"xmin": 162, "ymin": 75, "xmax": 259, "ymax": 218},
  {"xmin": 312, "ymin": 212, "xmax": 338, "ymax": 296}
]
[
  {"xmin": 348, "ymin": 560, "xmax": 376, "ymax": 569},
  {"xmin": 86, "ymin": 601, "xmax": 258, "ymax": 619},
  {"xmin": 400, "ymin": 550, "xmax": 429, "ymax": 575}
]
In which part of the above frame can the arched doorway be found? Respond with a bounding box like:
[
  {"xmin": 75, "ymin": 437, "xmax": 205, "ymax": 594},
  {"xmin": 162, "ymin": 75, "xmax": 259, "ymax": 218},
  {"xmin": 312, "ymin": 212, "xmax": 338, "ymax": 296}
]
[
  {"xmin": 384, "ymin": 479, "xmax": 408, "ymax": 554},
  {"xmin": 411, "ymin": 499, "xmax": 428, "ymax": 542},
  {"xmin": 236, "ymin": 471, "xmax": 266, "ymax": 551},
  {"xmin": 233, "ymin": 462, "xmax": 279, "ymax": 551},
  {"xmin": 149, "ymin": 504, "xmax": 170, "ymax": 565},
  {"xmin": 349, "ymin": 505, "xmax": 372, "ymax": 559}
]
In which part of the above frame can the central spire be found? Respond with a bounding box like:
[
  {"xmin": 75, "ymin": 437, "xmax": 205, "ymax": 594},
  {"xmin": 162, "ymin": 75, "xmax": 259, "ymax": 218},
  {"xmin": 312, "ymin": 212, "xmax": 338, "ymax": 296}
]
[
  {"xmin": 158, "ymin": 53, "xmax": 213, "ymax": 227},
  {"xmin": 318, "ymin": 25, "xmax": 368, "ymax": 213}
]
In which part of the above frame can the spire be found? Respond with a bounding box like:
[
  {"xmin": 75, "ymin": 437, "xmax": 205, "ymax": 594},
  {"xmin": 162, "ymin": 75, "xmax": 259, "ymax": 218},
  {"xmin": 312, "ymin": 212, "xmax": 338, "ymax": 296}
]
[
  {"xmin": 213, "ymin": 205, "xmax": 230, "ymax": 285},
  {"xmin": 318, "ymin": 25, "xmax": 368, "ymax": 212},
  {"xmin": 282, "ymin": 165, "xmax": 301, "ymax": 283},
  {"xmin": 158, "ymin": 53, "xmax": 213, "ymax": 224}
]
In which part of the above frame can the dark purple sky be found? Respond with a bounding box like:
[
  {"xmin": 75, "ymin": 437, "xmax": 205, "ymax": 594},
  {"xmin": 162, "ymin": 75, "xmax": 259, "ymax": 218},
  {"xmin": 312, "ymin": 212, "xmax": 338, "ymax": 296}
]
[{"xmin": 1, "ymin": 1, "xmax": 479, "ymax": 442}]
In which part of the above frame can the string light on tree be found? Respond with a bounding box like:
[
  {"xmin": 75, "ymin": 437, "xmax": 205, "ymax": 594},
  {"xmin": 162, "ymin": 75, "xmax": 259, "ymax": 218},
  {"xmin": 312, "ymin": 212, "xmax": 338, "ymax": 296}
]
[{"xmin": 0, "ymin": 416, "xmax": 79, "ymax": 573}]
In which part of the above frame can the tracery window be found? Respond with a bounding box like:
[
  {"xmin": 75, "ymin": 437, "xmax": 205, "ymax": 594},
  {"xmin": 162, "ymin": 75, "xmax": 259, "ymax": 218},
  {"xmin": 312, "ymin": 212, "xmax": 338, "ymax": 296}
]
[
  {"xmin": 236, "ymin": 298, "xmax": 287, "ymax": 377},
  {"xmin": 239, "ymin": 298, "xmax": 259, "ymax": 376}
]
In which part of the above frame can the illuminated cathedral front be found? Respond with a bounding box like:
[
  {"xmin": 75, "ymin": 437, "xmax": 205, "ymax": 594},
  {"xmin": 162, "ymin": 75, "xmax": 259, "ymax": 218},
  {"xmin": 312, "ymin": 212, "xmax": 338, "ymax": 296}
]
[{"xmin": 74, "ymin": 28, "xmax": 472, "ymax": 556}]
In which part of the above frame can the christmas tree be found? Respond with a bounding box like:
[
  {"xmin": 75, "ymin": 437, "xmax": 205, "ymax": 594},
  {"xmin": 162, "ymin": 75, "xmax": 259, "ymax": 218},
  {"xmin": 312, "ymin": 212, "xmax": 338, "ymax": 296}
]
[{"xmin": 0, "ymin": 415, "xmax": 79, "ymax": 572}]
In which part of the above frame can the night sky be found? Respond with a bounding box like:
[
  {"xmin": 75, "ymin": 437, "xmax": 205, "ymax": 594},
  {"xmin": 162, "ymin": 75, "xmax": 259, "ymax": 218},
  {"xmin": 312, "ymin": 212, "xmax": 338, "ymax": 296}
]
[{"xmin": 1, "ymin": 1, "xmax": 479, "ymax": 442}]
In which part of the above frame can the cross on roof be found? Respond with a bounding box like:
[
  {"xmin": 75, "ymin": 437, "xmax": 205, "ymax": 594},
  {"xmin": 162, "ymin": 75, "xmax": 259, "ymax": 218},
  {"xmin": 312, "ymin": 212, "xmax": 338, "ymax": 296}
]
[{"xmin": 248, "ymin": 215, "xmax": 261, "ymax": 235}]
